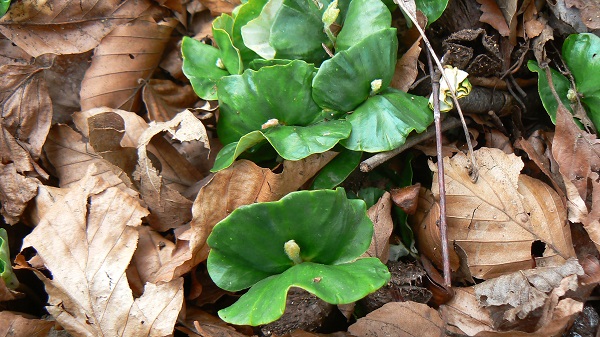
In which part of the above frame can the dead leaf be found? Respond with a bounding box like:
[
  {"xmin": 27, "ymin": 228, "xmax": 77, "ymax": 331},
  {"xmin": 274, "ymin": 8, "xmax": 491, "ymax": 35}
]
[
  {"xmin": 431, "ymin": 147, "xmax": 575, "ymax": 279},
  {"xmin": 80, "ymin": 16, "xmax": 178, "ymax": 112},
  {"xmin": 484, "ymin": 129, "xmax": 513, "ymax": 154},
  {"xmin": 0, "ymin": 35, "xmax": 32, "ymax": 66},
  {"xmin": 0, "ymin": 277, "xmax": 23, "ymax": 302},
  {"xmin": 476, "ymin": 0, "xmax": 510, "ymax": 36},
  {"xmin": 0, "ymin": 0, "xmax": 155, "ymax": 57},
  {"xmin": 390, "ymin": 183, "xmax": 420, "ymax": 215},
  {"xmin": 21, "ymin": 172, "xmax": 184, "ymax": 337},
  {"xmin": 522, "ymin": 0, "xmax": 545, "ymax": 39},
  {"xmin": 364, "ymin": 192, "xmax": 394, "ymax": 263},
  {"xmin": 0, "ymin": 311, "xmax": 54, "ymax": 336},
  {"xmin": 566, "ymin": 0, "xmax": 600, "ymax": 29},
  {"xmin": 579, "ymin": 255, "xmax": 600, "ymax": 285},
  {"xmin": 178, "ymin": 308, "xmax": 248, "ymax": 337},
  {"xmin": 390, "ymin": 38, "xmax": 421, "ymax": 92},
  {"xmin": 153, "ymin": 153, "xmax": 336, "ymax": 282},
  {"xmin": 143, "ymin": 79, "xmax": 200, "ymax": 122},
  {"xmin": 199, "ymin": 0, "xmax": 241, "ymax": 16},
  {"xmin": 348, "ymin": 301, "xmax": 445, "ymax": 336},
  {"xmin": 0, "ymin": 164, "xmax": 39, "ymax": 224}
]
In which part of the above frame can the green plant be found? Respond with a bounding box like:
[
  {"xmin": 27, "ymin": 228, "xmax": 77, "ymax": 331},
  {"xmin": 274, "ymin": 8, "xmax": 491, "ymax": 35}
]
[
  {"xmin": 528, "ymin": 33, "xmax": 600, "ymax": 131},
  {"xmin": 0, "ymin": 0, "xmax": 9, "ymax": 17},
  {"xmin": 183, "ymin": 0, "xmax": 447, "ymax": 172},
  {"xmin": 0, "ymin": 228, "xmax": 19, "ymax": 289},
  {"xmin": 206, "ymin": 188, "xmax": 390, "ymax": 325}
]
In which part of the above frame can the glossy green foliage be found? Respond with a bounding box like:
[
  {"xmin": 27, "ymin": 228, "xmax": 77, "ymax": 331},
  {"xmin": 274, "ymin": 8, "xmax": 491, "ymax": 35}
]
[
  {"xmin": 217, "ymin": 60, "xmax": 321, "ymax": 144},
  {"xmin": 181, "ymin": 37, "xmax": 229, "ymax": 100},
  {"xmin": 207, "ymin": 188, "xmax": 390, "ymax": 325},
  {"xmin": 415, "ymin": 0, "xmax": 448, "ymax": 25},
  {"xmin": 527, "ymin": 61, "xmax": 572, "ymax": 123},
  {"xmin": 312, "ymin": 28, "xmax": 398, "ymax": 112},
  {"xmin": 213, "ymin": 14, "xmax": 243, "ymax": 75},
  {"xmin": 0, "ymin": 229, "xmax": 18, "ymax": 289},
  {"xmin": 335, "ymin": 0, "xmax": 391, "ymax": 52},
  {"xmin": 212, "ymin": 120, "xmax": 351, "ymax": 171},
  {"xmin": 311, "ymin": 149, "xmax": 362, "ymax": 189},
  {"xmin": 0, "ymin": 0, "xmax": 9, "ymax": 17},
  {"xmin": 341, "ymin": 89, "xmax": 433, "ymax": 152}
]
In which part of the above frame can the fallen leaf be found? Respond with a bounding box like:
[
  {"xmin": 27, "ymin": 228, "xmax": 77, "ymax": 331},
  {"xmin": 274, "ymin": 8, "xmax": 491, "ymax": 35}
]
[
  {"xmin": 522, "ymin": 0, "xmax": 545, "ymax": 39},
  {"xmin": 431, "ymin": 147, "xmax": 575, "ymax": 279},
  {"xmin": 199, "ymin": 0, "xmax": 241, "ymax": 15},
  {"xmin": 348, "ymin": 301, "xmax": 445, "ymax": 336},
  {"xmin": 80, "ymin": 16, "xmax": 178, "ymax": 112},
  {"xmin": 0, "ymin": 164, "xmax": 39, "ymax": 224},
  {"xmin": 476, "ymin": 0, "xmax": 510, "ymax": 36},
  {"xmin": 0, "ymin": 311, "xmax": 53, "ymax": 336},
  {"xmin": 153, "ymin": 153, "xmax": 336, "ymax": 282},
  {"xmin": 484, "ymin": 129, "xmax": 513, "ymax": 154},
  {"xmin": 390, "ymin": 38, "xmax": 421, "ymax": 92},
  {"xmin": 21, "ymin": 173, "xmax": 184, "ymax": 336},
  {"xmin": 0, "ymin": 0, "xmax": 155, "ymax": 57},
  {"xmin": 566, "ymin": 0, "xmax": 600, "ymax": 29},
  {"xmin": 0, "ymin": 35, "xmax": 32, "ymax": 66},
  {"xmin": 143, "ymin": 79, "xmax": 200, "ymax": 122},
  {"xmin": 364, "ymin": 192, "xmax": 394, "ymax": 263},
  {"xmin": 0, "ymin": 277, "xmax": 22, "ymax": 302},
  {"xmin": 390, "ymin": 183, "xmax": 421, "ymax": 215},
  {"xmin": 178, "ymin": 308, "xmax": 248, "ymax": 337}
]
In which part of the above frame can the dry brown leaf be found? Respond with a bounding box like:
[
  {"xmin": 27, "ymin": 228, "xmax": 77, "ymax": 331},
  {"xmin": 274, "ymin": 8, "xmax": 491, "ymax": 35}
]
[
  {"xmin": 132, "ymin": 110, "xmax": 208, "ymax": 231},
  {"xmin": 390, "ymin": 184, "xmax": 420, "ymax": 215},
  {"xmin": 0, "ymin": 311, "xmax": 54, "ymax": 336},
  {"xmin": 363, "ymin": 192, "xmax": 393, "ymax": 263},
  {"xmin": 348, "ymin": 301, "xmax": 445, "ymax": 337},
  {"xmin": 476, "ymin": 0, "xmax": 510, "ymax": 36},
  {"xmin": 199, "ymin": 0, "xmax": 242, "ymax": 15},
  {"xmin": 21, "ymin": 173, "xmax": 184, "ymax": 337},
  {"xmin": 566, "ymin": 0, "xmax": 600, "ymax": 29},
  {"xmin": 431, "ymin": 147, "xmax": 575, "ymax": 279},
  {"xmin": 522, "ymin": 0, "xmax": 545, "ymax": 39},
  {"xmin": 0, "ymin": 35, "xmax": 32, "ymax": 66},
  {"xmin": 87, "ymin": 112, "xmax": 139, "ymax": 175},
  {"xmin": 0, "ymin": 277, "xmax": 22, "ymax": 302},
  {"xmin": 552, "ymin": 104, "xmax": 600, "ymax": 252},
  {"xmin": 390, "ymin": 38, "xmax": 421, "ymax": 92},
  {"xmin": 143, "ymin": 79, "xmax": 200, "ymax": 122},
  {"xmin": 0, "ymin": 164, "xmax": 39, "ymax": 224},
  {"xmin": 0, "ymin": 0, "xmax": 155, "ymax": 57},
  {"xmin": 153, "ymin": 153, "xmax": 336, "ymax": 282},
  {"xmin": 484, "ymin": 129, "xmax": 513, "ymax": 154},
  {"xmin": 80, "ymin": 16, "xmax": 178, "ymax": 112},
  {"xmin": 178, "ymin": 309, "xmax": 248, "ymax": 337}
]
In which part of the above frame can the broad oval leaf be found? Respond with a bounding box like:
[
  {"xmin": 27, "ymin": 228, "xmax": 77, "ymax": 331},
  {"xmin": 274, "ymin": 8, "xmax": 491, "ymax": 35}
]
[
  {"xmin": 207, "ymin": 188, "xmax": 375, "ymax": 291},
  {"xmin": 335, "ymin": 0, "xmax": 391, "ymax": 52},
  {"xmin": 415, "ymin": 0, "xmax": 449, "ymax": 25},
  {"xmin": 213, "ymin": 14, "xmax": 243, "ymax": 75},
  {"xmin": 562, "ymin": 33, "xmax": 600, "ymax": 130},
  {"xmin": 218, "ymin": 259, "xmax": 390, "ymax": 325},
  {"xmin": 340, "ymin": 89, "xmax": 433, "ymax": 152},
  {"xmin": 527, "ymin": 60, "xmax": 572, "ymax": 123},
  {"xmin": 217, "ymin": 60, "xmax": 321, "ymax": 144},
  {"xmin": 232, "ymin": 0, "xmax": 270, "ymax": 65},
  {"xmin": 311, "ymin": 149, "xmax": 362, "ymax": 189},
  {"xmin": 181, "ymin": 36, "xmax": 229, "ymax": 100},
  {"xmin": 312, "ymin": 28, "xmax": 398, "ymax": 112}
]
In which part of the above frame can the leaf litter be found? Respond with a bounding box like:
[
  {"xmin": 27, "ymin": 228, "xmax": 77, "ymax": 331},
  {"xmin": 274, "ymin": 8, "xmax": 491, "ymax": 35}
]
[{"xmin": 0, "ymin": 0, "xmax": 599, "ymax": 336}]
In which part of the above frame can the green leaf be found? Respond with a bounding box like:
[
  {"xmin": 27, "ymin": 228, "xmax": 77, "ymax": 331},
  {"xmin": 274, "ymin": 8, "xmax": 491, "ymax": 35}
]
[
  {"xmin": 213, "ymin": 14, "xmax": 243, "ymax": 75},
  {"xmin": 0, "ymin": 0, "xmax": 9, "ymax": 17},
  {"xmin": 242, "ymin": 0, "xmax": 331, "ymax": 64},
  {"xmin": 563, "ymin": 33, "xmax": 600, "ymax": 130},
  {"xmin": 335, "ymin": 0, "xmax": 391, "ymax": 52},
  {"xmin": 527, "ymin": 60, "xmax": 572, "ymax": 123},
  {"xmin": 357, "ymin": 187, "xmax": 386, "ymax": 208},
  {"xmin": 217, "ymin": 60, "xmax": 321, "ymax": 144},
  {"xmin": 311, "ymin": 149, "xmax": 362, "ymax": 189},
  {"xmin": 248, "ymin": 58, "xmax": 294, "ymax": 70},
  {"xmin": 212, "ymin": 120, "xmax": 351, "ymax": 171},
  {"xmin": 218, "ymin": 259, "xmax": 389, "ymax": 325},
  {"xmin": 312, "ymin": 28, "xmax": 398, "ymax": 112},
  {"xmin": 415, "ymin": 0, "xmax": 448, "ymax": 25},
  {"xmin": 207, "ymin": 188, "xmax": 377, "ymax": 291},
  {"xmin": 232, "ymin": 0, "xmax": 270, "ymax": 65},
  {"xmin": 341, "ymin": 89, "xmax": 433, "ymax": 152},
  {"xmin": 181, "ymin": 36, "xmax": 230, "ymax": 100},
  {"xmin": 0, "ymin": 228, "xmax": 19, "ymax": 289}
]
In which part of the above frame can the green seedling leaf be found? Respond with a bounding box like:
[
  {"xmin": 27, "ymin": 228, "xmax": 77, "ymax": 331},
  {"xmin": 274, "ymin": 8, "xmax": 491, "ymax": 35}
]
[
  {"xmin": 0, "ymin": 228, "xmax": 19, "ymax": 289},
  {"xmin": 335, "ymin": 0, "xmax": 391, "ymax": 52},
  {"xmin": 563, "ymin": 33, "xmax": 600, "ymax": 130},
  {"xmin": 181, "ymin": 36, "xmax": 230, "ymax": 100},
  {"xmin": 242, "ymin": 0, "xmax": 331, "ymax": 64},
  {"xmin": 213, "ymin": 14, "xmax": 243, "ymax": 75},
  {"xmin": 312, "ymin": 28, "xmax": 398, "ymax": 112},
  {"xmin": 527, "ymin": 60, "xmax": 573, "ymax": 123},
  {"xmin": 415, "ymin": 0, "xmax": 448, "ymax": 25},
  {"xmin": 248, "ymin": 58, "xmax": 294, "ymax": 70},
  {"xmin": 207, "ymin": 188, "xmax": 390, "ymax": 325},
  {"xmin": 217, "ymin": 60, "xmax": 321, "ymax": 144},
  {"xmin": 212, "ymin": 120, "xmax": 351, "ymax": 171},
  {"xmin": 341, "ymin": 88, "xmax": 433, "ymax": 152},
  {"xmin": 357, "ymin": 187, "xmax": 386, "ymax": 208},
  {"xmin": 0, "ymin": 0, "xmax": 9, "ymax": 17},
  {"xmin": 311, "ymin": 149, "xmax": 362, "ymax": 189},
  {"xmin": 219, "ymin": 259, "xmax": 389, "ymax": 325},
  {"xmin": 232, "ymin": 0, "xmax": 270, "ymax": 65}
]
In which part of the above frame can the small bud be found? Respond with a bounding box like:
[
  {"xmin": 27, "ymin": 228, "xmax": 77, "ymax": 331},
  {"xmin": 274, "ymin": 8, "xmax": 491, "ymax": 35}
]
[
  {"xmin": 261, "ymin": 118, "xmax": 280, "ymax": 129},
  {"xmin": 216, "ymin": 58, "xmax": 226, "ymax": 69},
  {"xmin": 322, "ymin": 0, "xmax": 339, "ymax": 26},
  {"xmin": 567, "ymin": 88, "xmax": 578, "ymax": 102},
  {"xmin": 284, "ymin": 240, "xmax": 303, "ymax": 265},
  {"xmin": 370, "ymin": 79, "xmax": 383, "ymax": 95}
]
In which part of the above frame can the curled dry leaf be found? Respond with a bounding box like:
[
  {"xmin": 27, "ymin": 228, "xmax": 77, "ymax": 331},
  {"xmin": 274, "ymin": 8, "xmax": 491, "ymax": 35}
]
[
  {"xmin": 178, "ymin": 308, "xmax": 248, "ymax": 337},
  {"xmin": 21, "ymin": 173, "xmax": 184, "ymax": 337},
  {"xmin": 429, "ymin": 147, "xmax": 575, "ymax": 279},
  {"xmin": 566, "ymin": 0, "xmax": 600, "ymax": 29},
  {"xmin": 153, "ymin": 153, "xmax": 336, "ymax": 282},
  {"xmin": 0, "ymin": 35, "xmax": 32, "ymax": 66},
  {"xmin": 390, "ymin": 38, "xmax": 421, "ymax": 92},
  {"xmin": 0, "ymin": 311, "xmax": 53, "ymax": 336},
  {"xmin": 364, "ymin": 192, "xmax": 394, "ymax": 263},
  {"xmin": 348, "ymin": 301, "xmax": 445, "ymax": 337},
  {"xmin": 143, "ymin": 79, "xmax": 200, "ymax": 122},
  {"xmin": 442, "ymin": 259, "xmax": 584, "ymax": 336},
  {"xmin": 0, "ymin": 0, "xmax": 155, "ymax": 57},
  {"xmin": 552, "ymin": 104, "xmax": 600, "ymax": 253},
  {"xmin": 199, "ymin": 0, "xmax": 242, "ymax": 16},
  {"xmin": 133, "ymin": 110, "xmax": 208, "ymax": 231},
  {"xmin": 80, "ymin": 16, "xmax": 178, "ymax": 112},
  {"xmin": 390, "ymin": 183, "xmax": 420, "ymax": 215},
  {"xmin": 476, "ymin": 0, "xmax": 510, "ymax": 37}
]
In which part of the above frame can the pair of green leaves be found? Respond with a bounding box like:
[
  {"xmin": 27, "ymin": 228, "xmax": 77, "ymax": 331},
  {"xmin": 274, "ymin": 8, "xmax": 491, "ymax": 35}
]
[
  {"xmin": 207, "ymin": 188, "xmax": 390, "ymax": 326},
  {"xmin": 528, "ymin": 33, "xmax": 600, "ymax": 131}
]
